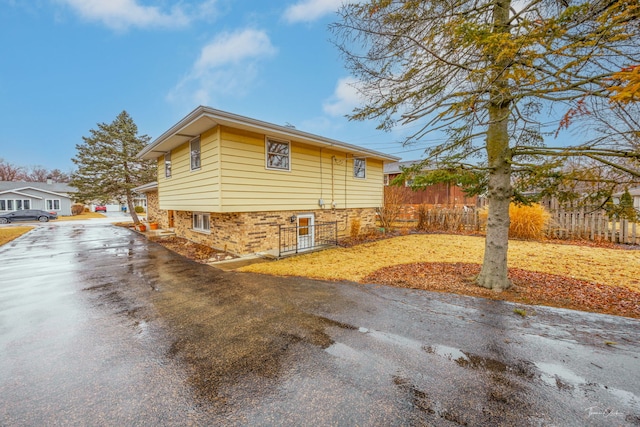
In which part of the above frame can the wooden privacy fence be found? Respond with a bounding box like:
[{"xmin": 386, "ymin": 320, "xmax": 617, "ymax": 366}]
[
  {"xmin": 548, "ymin": 210, "xmax": 639, "ymax": 245},
  {"xmin": 393, "ymin": 206, "xmax": 640, "ymax": 245}
]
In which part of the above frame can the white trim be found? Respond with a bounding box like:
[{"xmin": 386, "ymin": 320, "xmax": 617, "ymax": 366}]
[
  {"xmin": 297, "ymin": 213, "xmax": 315, "ymax": 251},
  {"xmin": 138, "ymin": 106, "xmax": 401, "ymax": 162},
  {"xmin": 265, "ymin": 137, "xmax": 291, "ymax": 172},
  {"xmin": 192, "ymin": 212, "xmax": 210, "ymax": 233},
  {"xmin": 353, "ymin": 157, "xmax": 366, "ymax": 179},
  {"xmin": 0, "ymin": 190, "xmax": 44, "ymax": 199},
  {"xmin": 0, "ymin": 187, "xmax": 69, "ymax": 198},
  {"xmin": 46, "ymin": 199, "xmax": 61, "ymax": 211},
  {"xmin": 164, "ymin": 152, "xmax": 172, "ymax": 178},
  {"xmin": 190, "ymin": 137, "xmax": 201, "ymax": 171}
]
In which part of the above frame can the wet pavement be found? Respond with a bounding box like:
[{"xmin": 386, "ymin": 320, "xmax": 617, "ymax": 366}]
[{"xmin": 0, "ymin": 222, "xmax": 639, "ymax": 426}]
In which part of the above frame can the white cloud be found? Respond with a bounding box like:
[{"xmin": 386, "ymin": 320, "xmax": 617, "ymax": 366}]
[
  {"xmin": 168, "ymin": 29, "xmax": 277, "ymax": 106},
  {"xmin": 283, "ymin": 0, "xmax": 343, "ymax": 24},
  {"xmin": 57, "ymin": 0, "xmax": 218, "ymax": 31},
  {"xmin": 194, "ymin": 29, "xmax": 276, "ymax": 72},
  {"xmin": 323, "ymin": 77, "xmax": 363, "ymax": 117}
]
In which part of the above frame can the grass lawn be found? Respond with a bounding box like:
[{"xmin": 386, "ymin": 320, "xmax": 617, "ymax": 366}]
[
  {"xmin": 56, "ymin": 212, "xmax": 106, "ymax": 221},
  {"xmin": 239, "ymin": 234, "xmax": 640, "ymax": 318},
  {"xmin": 0, "ymin": 227, "xmax": 34, "ymax": 246},
  {"xmin": 241, "ymin": 234, "xmax": 639, "ymax": 291}
]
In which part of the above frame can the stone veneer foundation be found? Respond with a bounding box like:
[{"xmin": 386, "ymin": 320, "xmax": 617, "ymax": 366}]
[{"xmin": 145, "ymin": 191, "xmax": 377, "ymax": 256}]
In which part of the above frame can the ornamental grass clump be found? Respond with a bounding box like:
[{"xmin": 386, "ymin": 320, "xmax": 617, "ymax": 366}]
[
  {"xmin": 509, "ymin": 203, "xmax": 550, "ymax": 240},
  {"xmin": 479, "ymin": 203, "xmax": 550, "ymax": 240}
]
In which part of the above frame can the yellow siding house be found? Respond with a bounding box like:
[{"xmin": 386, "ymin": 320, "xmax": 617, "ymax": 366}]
[{"xmin": 138, "ymin": 106, "xmax": 400, "ymax": 256}]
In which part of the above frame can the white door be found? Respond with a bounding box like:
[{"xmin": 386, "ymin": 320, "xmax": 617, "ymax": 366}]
[{"xmin": 297, "ymin": 214, "xmax": 315, "ymax": 251}]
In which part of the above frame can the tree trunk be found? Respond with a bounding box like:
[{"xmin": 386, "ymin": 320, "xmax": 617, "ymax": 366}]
[
  {"xmin": 125, "ymin": 189, "xmax": 140, "ymax": 225},
  {"xmin": 476, "ymin": 0, "xmax": 512, "ymax": 291},
  {"xmin": 477, "ymin": 103, "xmax": 512, "ymax": 291}
]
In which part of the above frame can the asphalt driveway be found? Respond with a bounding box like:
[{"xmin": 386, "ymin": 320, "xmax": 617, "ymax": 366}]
[{"xmin": 0, "ymin": 222, "xmax": 638, "ymax": 426}]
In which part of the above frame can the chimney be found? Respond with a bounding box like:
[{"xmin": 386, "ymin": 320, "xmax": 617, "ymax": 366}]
[{"xmin": 46, "ymin": 176, "xmax": 53, "ymax": 185}]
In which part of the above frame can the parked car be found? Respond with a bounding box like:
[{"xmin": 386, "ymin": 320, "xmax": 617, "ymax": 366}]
[
  {"xmin": 95, "ymin": 206, "xmax": 107, "ymax": 212},
  {"xmin": 0, "ymin": 209, "xmax": 58, "ymax": 223}
]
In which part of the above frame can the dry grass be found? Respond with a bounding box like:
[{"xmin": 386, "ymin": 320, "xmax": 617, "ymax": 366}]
[
  {"xmin": 0, "ymin": 227, "xmax": 33, "ymax": 246},
  {"xmin": 240, "ymin": 234, "xmax": 640, "ymax": 292},
  {"xmin": 56, "ymin": 212, "xmax": 106, "ymax": 221}
]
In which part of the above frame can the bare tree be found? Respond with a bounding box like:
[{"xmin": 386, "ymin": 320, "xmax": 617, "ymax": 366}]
[{"xmin": 0, "ymin": 158, "xmax": 25, "ymax": 181}]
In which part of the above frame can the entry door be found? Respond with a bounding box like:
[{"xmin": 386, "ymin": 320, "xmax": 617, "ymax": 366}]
[
  {"xmin": 168, "ymin": 210, "xmax": 175, "ymax": 228},
  {"xmin": 297, "ymin": 214, "xmax": 315, "ymax": 251}
]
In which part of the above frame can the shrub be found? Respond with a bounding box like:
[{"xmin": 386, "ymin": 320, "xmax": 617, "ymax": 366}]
[
  {"xmin": 350, "ymin": 218, "xmax": 361, "ymax": 238},
  {"xmin": 510, "ymin": 203, "xmax": 550, "ymax": 240},
  {"xmin": 479, "ymin": 203, "xmax": 550, "ymax": 240},
  {"xmin": 71, "ymin": 204, "xmax": 85, "ymax": 215},
  {"xmin": 134, "ymin": 205, "xmax": 145, "ymax": 213}
]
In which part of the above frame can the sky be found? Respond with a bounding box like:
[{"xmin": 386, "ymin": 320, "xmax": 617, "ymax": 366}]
[{"xmin": 0, "ymin": 0, "xmax": 430, "ymax": 173}]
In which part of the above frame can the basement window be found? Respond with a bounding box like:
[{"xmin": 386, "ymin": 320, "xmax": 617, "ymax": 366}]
[{"xmin": 192, "ymin": 212, "xmax": 210, "ymax": 232}]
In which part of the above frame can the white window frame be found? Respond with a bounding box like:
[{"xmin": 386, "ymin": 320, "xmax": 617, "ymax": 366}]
[
  {"xmin": 192, "ymin": 212, "xmax": 210, "ymax": 233},
  {"xmin": 353, "ymin": 158, "xmax": 366, "ymax": 179},
  {"xmin": 384, "ymin": 175, "xmax": 390, "ymax": 186},
  {"xmin": 190, "ymin": 137, "xmax": 201, "ymax": 171},
  {"xmin": 46, "ymin": 199, "xmax": 61, "ymax": 210},
  {"xmin": 15, "ymin": 200, "xmax": 29, "ymax": 210},
  {"xmin": 0, "ymin": 200, "xmax": 5, "ymax": 211},
  {"xmin": 164, "ymin": 152, "xmax": 172, "ymax": 178},
  {"xmin": 265, "ymin": 138, "xmax": 291, "ymax": 171}
]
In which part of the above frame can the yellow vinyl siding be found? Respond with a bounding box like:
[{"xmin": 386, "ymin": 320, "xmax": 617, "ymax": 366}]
[
  {"xmin": 218, "ymin": 127, "xmax": 384, "ymax": 212},
  {"xmin": 155, "ymin": 125, "xmax": 385, "ymax": 213},
  {"xmin": 158, "ymin": 127, "xmax": 221, "ymax": 212}
]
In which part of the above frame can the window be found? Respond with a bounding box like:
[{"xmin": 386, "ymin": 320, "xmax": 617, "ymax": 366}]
[
  {"xmin": 192, "ymin": 212, "xmax": 210, "ymax": 232},
  {"xmin": 165, "ymin": 152, "xmax": 172, "ymax": 178},
  {"xmin": 353, "ymin": 158, "xmax": 366, "ymax": 179},
  {"xmin": 1, "ymin": 199, "xmax": 29, "ymax": 211},
  {"xmin": 47, "ymin": 199, "xmax": 61, "ymax": 210},
  {"xmin": 384, "ymin": 175, "xmax": 389, "ymax": 186},
  {"xmin": 266, "ymin": 138, "xmax": 290, "ymax": 171},
  {"xmin": 190, "ymin": 137, "xmax": 201, "ymax": 170}
]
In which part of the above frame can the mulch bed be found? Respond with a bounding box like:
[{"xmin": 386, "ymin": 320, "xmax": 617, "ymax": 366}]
[
  {"xmin": 363, "ymin": 262, "xmax": 640, "ymax": 319},
  {"xmin": 149, "ymin": 236, "xmax": 237, "ymax": 263}
]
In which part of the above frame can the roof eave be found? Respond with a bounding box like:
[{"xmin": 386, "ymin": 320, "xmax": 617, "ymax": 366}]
[{"xmin": 138, "ymin": 106, "xmax": 401, "ymax": 162}]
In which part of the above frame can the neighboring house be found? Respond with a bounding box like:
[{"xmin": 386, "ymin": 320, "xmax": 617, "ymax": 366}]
[
  {"xmin": 384, "ymin": 160, "xmax": 479, "ymax": 207},
  {"xmin": 137, "ymin": 106, "xmax": 400, "ymax": 256},
  {"xmin": 0, "ymin": 180, "xmax": 76, "ymax": 216}
]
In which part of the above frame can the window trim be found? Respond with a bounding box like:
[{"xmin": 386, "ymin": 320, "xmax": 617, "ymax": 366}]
[
  {"xmin": 190, "ymin": 137, "xmax": 201, "ymax": 171},
  {"xmin": 353, "ymin": 157, "xmax": 366, "ymax": 179},
  {"xmin": 265, "ymin": 137, "xmax": 291, "ymax": 172},
  {"xmin": 164, "ymin": 152, "xmax": 172, "ymax": 178},
  {"xmin": 192, "ymin": 212, "xmax": 211, "ymax": 233},
  {"xmin": 46, "ymin": 199, "xmax": 61, "ymax": 210}
]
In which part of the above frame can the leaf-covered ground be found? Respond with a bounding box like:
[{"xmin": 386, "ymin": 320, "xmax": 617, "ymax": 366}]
[
  {"xmin": 363, "ymin": 262, "xmax": 640, "ymax": 319},
  {"xmin": 239, "ymin": 234, "xmax": 640, "ymax": 319},
  {"xmin": 241, "ymin": 234, "xmax": 640, "ymax": 292}
]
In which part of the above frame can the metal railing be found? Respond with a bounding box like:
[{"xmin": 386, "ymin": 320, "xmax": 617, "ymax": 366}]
[{"xmin": 278, "ymin": 221, "xmax": 338, "ymax": 257}]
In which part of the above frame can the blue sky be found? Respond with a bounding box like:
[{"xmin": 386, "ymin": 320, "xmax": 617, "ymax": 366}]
[{"xmin": 0, "ymin": 0, "xmax": 428, "ymax": 172}]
